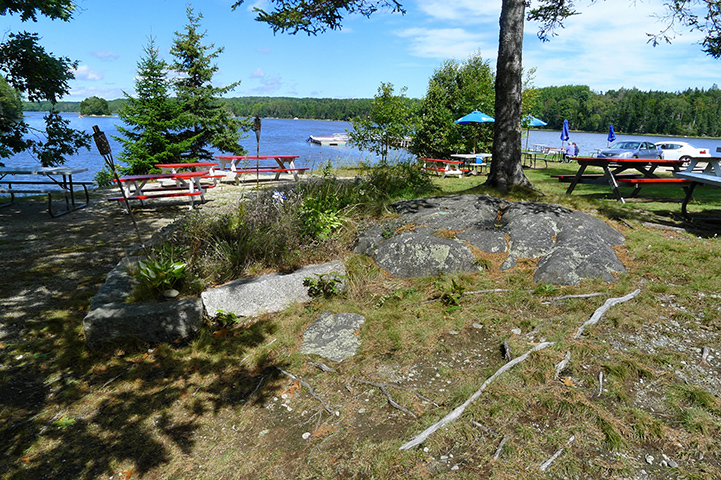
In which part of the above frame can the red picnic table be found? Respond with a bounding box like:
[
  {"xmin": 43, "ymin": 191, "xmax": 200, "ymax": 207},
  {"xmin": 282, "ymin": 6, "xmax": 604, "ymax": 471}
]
[
  {"xmin": 110, "ymin": 171, "xmax": 209, "ymax": 210},
  {"xmin": 154, "ymin": 162, "xmax": 224, "ymax": 185},
  {"xmin": 562, "ymin": 157, "xmax": 689, "ymax": 203},
  {"xmin": 214, "ymin": 155, "xmax": 307, "ymax": 183}
]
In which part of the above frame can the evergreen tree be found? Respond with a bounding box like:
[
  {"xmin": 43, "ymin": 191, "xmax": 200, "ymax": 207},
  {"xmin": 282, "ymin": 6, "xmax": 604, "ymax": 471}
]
[
  {"xmin": 0, "ymin": 77, "xmax": 22, "ymax": 120},
  {"xmin": 114, "ymin": 37, "xmax": 188, "ymax": 175},
  {"xmin": 170, "ymin": 6, "xmax": 249, "ymax": 162}
]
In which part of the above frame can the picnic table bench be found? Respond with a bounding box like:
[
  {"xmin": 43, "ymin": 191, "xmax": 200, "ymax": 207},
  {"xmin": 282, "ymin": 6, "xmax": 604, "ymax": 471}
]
[
  {"xmin": 155, "ymin": 162, "xmax": 225, "ymax": 185},
  {"xmin": 214, "ymin": 155, "xmax": 306, "ymax": 183},
  {"xmin": 109, "ymin": 171, "xmax": 209, "ymax": 210},
  {"xmin": 674, "ymin": 157, "xmax": 721, "ymax": 220},
  {"xmin": 0, "ymin": 167, "xmax": 93, "ymax": 217},
  {"xmin": 419, "ymin": 158, "xmax": 468, "ymax": 178},
  {"xmin": 564, "ymin": 157, "xmax": 686, "ymax": 203}
]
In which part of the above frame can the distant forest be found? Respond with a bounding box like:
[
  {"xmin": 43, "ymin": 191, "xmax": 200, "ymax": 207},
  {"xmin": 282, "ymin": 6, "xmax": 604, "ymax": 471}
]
[{"xmin": 23, "ymin": 85, "xmax": 721, "ymax": 138}]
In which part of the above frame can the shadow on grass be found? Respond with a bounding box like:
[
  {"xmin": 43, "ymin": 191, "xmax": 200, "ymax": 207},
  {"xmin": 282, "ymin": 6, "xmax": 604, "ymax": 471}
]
[{"xmin": 0, "ymin": 195, "xmax": 293, "ymax": 479}]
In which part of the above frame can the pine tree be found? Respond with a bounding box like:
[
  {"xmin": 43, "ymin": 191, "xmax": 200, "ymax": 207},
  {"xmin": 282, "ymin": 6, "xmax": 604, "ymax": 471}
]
[
  {"xmin": 170, "ymin": 6, "xmax": 249, "ymax": 161},
  {"xmin": 113, "ymin": 37, "xmax": 189, "ymax": 175}
]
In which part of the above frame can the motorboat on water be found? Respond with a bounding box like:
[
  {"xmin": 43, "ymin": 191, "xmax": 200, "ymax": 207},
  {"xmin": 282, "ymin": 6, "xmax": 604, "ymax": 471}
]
[{"xmin": 307, "ymin": 133, "xmax": 348, "ymax": 146}]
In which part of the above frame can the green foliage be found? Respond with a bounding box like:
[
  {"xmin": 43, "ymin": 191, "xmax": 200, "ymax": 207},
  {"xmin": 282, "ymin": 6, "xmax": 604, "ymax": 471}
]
[
  {"xmin": 439, "ymin": 278, "xmax": 465, "ymax": 311},
  {"xmin": 0, "ymin": 77, "xmax": 22, "ymax": 120},
  {"xmin": 411, "ymin": 51, "xmax": 495, "ymax": 158},
  {"xmin": 232, "ymin": 0, "xmax": 405, "ymax": 35},
  {"xmin": 303, "ymin": 273, "xmax": 345, "ymax": 298},
  {"xmin": 170, "ymin": 6, "xmax": 250, "ymax": 161},
  {"xmin": 0, "ymin": 21, "xmax": 90, "ymax": 165},
  {"xmin": 348, "ymin": 82, "xmax": 415, "ymax": 163},
  {"xmin": 79, "ymin": 95, "xmax": 110, "ymax": 116},
  {"xmin": 134, "ymin": 244, "xmax": 188, "ymax": 294},
  {"xmin": 114, "ymin": 37, "xmax": 188, "ymax": 175}
]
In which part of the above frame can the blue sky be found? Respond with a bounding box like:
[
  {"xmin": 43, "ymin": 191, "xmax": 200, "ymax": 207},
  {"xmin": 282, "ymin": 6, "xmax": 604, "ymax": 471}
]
[{"xmin": 5, "ymin": 0, "xmax": 721, "ymax": 102}]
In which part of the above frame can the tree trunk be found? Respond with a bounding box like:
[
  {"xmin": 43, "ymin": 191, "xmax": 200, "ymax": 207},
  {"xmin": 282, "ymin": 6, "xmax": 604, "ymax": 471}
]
[{"xmin": 486, "ymin": 0, "xmax": 532, "ymax": 192}]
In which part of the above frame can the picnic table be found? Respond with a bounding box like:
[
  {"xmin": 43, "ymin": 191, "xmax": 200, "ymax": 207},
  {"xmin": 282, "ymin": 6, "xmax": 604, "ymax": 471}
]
[
  {"xmin": 214, "ymin": 155, "xmax": 307, "ymax": 183},
  {"xmin": 0, "ymin": 166, "xmax": 92, "ymax": 217},
  {"xmin": 419, "ymin": 158, "xmax": 468, "ymax": 178},
  {"xmin": 561, "ymin": 157, "xmax": 688, "ymax": 203},
  {"xmin": 674, "ymin": 156, "xmax": 721, "ymax": 219},
  {"xmin": 154, "ymin": 162, "xmax": 224, "ymax": 185},
  {"xmin": 110, "ymin": 171, "xmax": 209, "ymax": 210},
  {"xmin": 450, "ymin": 153, "xmax": 491, "ymax": 173}
]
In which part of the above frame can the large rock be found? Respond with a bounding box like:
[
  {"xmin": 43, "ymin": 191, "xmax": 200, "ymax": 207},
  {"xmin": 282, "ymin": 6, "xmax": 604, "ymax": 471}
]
[
  {"xmin": 84, "ymin": 299, "xmax": 204, "ymax": 349},
  {"xmin": 300, "ymin": 312, "xmax": 365, "ymax": 362},
  {"xmin": 83, "ymin": 256, "xmax": 204, "ymax": 348},
  {"xmin": 201, "ymin": 261, "xmax": 346, "ymax": 318},
  {"xmin": 354, "ymin": 194, "xmax": 627, "ymax": 286}
]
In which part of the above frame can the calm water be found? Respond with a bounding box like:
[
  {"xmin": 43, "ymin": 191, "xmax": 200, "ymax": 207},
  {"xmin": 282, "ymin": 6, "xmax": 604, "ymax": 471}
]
[{"xmin": 5, "ymin": 112, "xmax": 721, "ymax": 186}]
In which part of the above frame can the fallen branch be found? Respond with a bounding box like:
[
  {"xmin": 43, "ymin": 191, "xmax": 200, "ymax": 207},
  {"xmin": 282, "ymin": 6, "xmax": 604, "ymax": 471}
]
[
  {"xmin": 277, "ymin": 367, "xmax": 335, "ymax": 415},
  {"xmin": 597, "ymin": 371, "xmax": 604, "ymax": 397},
  {"xmin": 399, "ymin": 341, "xmax": 554, "ymax": 450},
  {"xmin": 701, "ymin": 346, "xmax": 710, "ymax": 364},
  {"xmin": 471, "ymin": 420, "xmax": 499, "ymax": 437},
  {"xmin": 354, "ymin": 378, "xmax": 417, "ymax": 418},
  {"xmin": 539, "ymin": 435, "xmax": 575, "ymax": 471},
  {"xmin": 573, "ymin": 289, "xmax": 641, "ymax": 339},
  {"xmin": 493, "ymin": 436, "xmax": 511, "ymax": 460}
]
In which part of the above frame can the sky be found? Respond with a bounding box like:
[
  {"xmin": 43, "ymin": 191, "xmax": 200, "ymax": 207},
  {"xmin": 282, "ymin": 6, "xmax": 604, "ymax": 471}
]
[{"xmin": 5, "ymin": 0, "xmax": 721, "ymax": 102}]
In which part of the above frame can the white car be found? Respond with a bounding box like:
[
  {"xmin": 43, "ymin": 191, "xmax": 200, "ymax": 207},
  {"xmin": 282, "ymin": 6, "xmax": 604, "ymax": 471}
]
[{"xmin": 654, "ymin": 141, "xmax": 711, "ymax": 161}]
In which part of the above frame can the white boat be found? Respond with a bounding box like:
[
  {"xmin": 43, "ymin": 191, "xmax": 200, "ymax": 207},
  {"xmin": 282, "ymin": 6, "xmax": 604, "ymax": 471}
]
[{"xmin": 308, "ymin": 133, "xmax": 348, "ymax": 146}]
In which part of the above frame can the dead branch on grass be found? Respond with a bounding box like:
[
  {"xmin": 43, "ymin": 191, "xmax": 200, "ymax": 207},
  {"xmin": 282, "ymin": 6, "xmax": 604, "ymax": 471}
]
[
  {"xmin": 493, "ymin": 436, "xmax": 510, "ymax": 460},
  {"xmin": 399, "ymin": 341, "xmax": 555, "ymax": 450},
  {"xmin": 277, "ymin": 367, "xmax": 336, "ymax": 415},
  {"xmin": 572, "ymin": 289, "xmax": 641, "ymax": 339},
  {"xmin": 354, "ymin": 378, "xmax": 417, "ymax": 418},
  {"xmin": 554, "ymin": 351, "xmax": 571, "ymax": 380},
  {"xmin": 539, "ymin": 435, "xmax": 575, "ymax": 471}
]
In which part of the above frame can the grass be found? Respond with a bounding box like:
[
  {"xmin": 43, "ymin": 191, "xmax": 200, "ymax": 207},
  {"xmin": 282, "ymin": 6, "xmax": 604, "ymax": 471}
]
[{"xmin": 2, "ymin": 159, "xmax": 721, "ymax": 479}]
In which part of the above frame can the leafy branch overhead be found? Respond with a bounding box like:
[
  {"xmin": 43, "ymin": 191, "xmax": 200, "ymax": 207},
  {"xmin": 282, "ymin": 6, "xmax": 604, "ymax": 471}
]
[{"xmin": 232, "ymin": 0, "xmax": 405, "ymax": 35}]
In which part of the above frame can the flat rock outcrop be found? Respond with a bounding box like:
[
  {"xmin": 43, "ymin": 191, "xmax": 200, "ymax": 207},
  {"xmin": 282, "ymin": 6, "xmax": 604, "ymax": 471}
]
[
  {"xmin": 201, "ymin": 261, "xmax": 346, "ymax": 318},
  {"xmin": 354, "ymin": 194, "xmax": 626, "ymax": 286},
  {"xmin": 300, "ymin": 312, "xmax": 365, "ymax": 362}
]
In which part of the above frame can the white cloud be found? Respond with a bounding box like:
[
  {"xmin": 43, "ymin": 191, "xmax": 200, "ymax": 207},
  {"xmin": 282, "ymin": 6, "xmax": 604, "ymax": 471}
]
[
  {"xmin": 250, "ymin": 68, "xmax": 265, "ymax": 79},
  {"xmin": 91, "ymin": 50, "xmax": 119, "ymax": 61},
  {"xmin": 73, "ymin": 65, "xmax": 103, "ymax": 81},
  {"xmin": 416, "ymin": 0, "xmax": 500, "ymax": 23},
  {"xmin": 395, "ymin": 27, "xmax": 497, "ymax": 60}
]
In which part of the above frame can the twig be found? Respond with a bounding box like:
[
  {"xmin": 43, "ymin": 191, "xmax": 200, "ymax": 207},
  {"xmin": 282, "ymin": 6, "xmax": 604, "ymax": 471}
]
[
  {"xmin": 573, "ymin": 289, "xmax": 641, "ymax": 339},
  {"xmin": 597, "ymin": 371, "xmax": 604, "ymax": 397},
  {"xmin": 493, "ymin": 436, "xmax": 510, "ymax": 460},
  {"xmin": 539, "ymin": 435, "xmax": 575, "ymax": 471},
  {"xmin": 354, "ymin": 378, "xmax": 417, "ymax": 418},
  {"xmin": 471, "ymin": 420, "xmax": 499, "ymax": 437},
  {"xmin": 554, "ymin": 351, "xmax": 571, "ymax": 380},
  {"xmin": 277, "ymin": 367, "xmax": 335, "ymax": 415},
  {"xmin": 399, "ymin": 341, "xmax": 554, "ymax": 450},
  {"xmin": 309, "ymin": 361, "xmax": 336, "ymax": 373}
]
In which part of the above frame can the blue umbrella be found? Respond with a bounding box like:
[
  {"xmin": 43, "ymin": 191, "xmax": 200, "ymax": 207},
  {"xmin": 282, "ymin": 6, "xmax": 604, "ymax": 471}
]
[
  {"xmin": 560, "ymin": 119, "xmax": 570, "ymax": 145},
  {"xmin": 455, "ymin": 110, "xmax": 494, "ymax": 153},
  {"xmin": 607, "ymin": 125, "xmax": 616, "ymax": 146},
  {"xmin": 525, "ymin": 115, "xmax": 547, "ymax": 127}
]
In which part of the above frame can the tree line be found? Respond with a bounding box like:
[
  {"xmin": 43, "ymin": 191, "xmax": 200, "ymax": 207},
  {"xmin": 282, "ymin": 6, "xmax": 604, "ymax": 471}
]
[{"xmin": 22, "ymin": 85, "xmax": 721, "ymax": 139}]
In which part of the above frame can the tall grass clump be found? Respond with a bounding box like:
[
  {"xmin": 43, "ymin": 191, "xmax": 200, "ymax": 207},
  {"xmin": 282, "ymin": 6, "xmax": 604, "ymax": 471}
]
[{"xmin": 172, "ymin": 162, "xmax": 436, "ymax": 287}]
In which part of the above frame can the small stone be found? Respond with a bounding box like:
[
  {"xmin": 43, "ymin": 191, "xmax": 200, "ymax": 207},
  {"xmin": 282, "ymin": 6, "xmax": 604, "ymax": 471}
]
[
  {"xmin": 448, "ymin": 330, "xmax": 459, "ymax": 335},
  {"xmin": 472, "ymin": 322, "xmax": 483, "ymax": 329},
  {"xmin": 668, "ymin": 460, "xmax": 678, "ymax": 468},
  {"xmin": 511, "ymin": 328, "xmax": 521, "ymax": 335},
  {"xmin": 645, "ymin": 454, "xmax": 654, "ymax": 464},
  {"xmin": 302, "ymin": 432, "xmax": 311, "ymax": 440},
  {"xmin": 451, "ymin": 465, "xmax": 459, "ymax": 471},
  {"xmin": 163, "ymin": 288, "xmax": 179, "ymax": 298},
  {"xmin": 258, "ymin": 429, "xmax": 269, "ymax": 438},
  {"xmin": 423, "ymin": 447, "xmax": 429, "ymax": 453}
]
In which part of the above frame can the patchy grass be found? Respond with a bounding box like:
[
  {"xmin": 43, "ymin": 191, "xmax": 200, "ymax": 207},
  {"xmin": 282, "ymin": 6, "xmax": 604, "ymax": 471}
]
[{"xmin": 2, "ymin": 163, "xmax": 721, "ymax": 479}]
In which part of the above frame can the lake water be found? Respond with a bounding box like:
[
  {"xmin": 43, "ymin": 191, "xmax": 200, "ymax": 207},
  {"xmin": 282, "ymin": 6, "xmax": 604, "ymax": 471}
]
[{"xmin": 4, "ymin": 111, "xmax": 721, "ymax": 186}]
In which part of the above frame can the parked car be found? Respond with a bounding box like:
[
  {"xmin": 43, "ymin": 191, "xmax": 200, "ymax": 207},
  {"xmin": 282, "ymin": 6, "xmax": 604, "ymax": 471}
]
[
  {"xmin": 654, "ymin": 141, "xmax": 710, "ymax": 161},
  {"xmin": 596, "ymin": 141, "xmax": 663, "ymax": 159}
]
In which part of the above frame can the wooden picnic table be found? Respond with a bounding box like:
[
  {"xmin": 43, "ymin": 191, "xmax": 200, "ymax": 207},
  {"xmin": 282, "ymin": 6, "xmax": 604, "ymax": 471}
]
[
  {"xmin": 674, "ymin": 156, "xmax": 721, "ymax": 219},
  {"xmin": 111, "ymin": 171, "xmax": 209, "ymax": 210},
  {"xmin": 155, "ymin": 162, "xmax": 223, "ymax": 185},
  {"xmin": 214, "ymin": 155, "xmax": 306, "ymax": 182},
  {"xmin": 420, "ymin": 158, "xmax": 467, "ymax": 178},
  {"xmin": 0, "ymin": 166, "xmax": 92, "ymax": 217},
  {"xmin": 563, "ymin": 157, "xmax": 687, "ymax": 203},
  {"xmin": 450, "ymin": 153, "xmax": 491, "ymax": 173}
]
